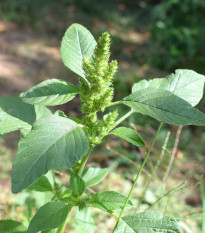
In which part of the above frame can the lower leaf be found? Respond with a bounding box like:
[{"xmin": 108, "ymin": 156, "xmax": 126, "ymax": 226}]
[
  {"xmin": 113, "ymin": 211, "xmax": 182, "ymax": 233},
  {"xmin": 88, "ymin": 191, "xmax": 133, "ymax": 212},
  {"xmin": 27, "ymin": 202, "xmax": 69, "ymax": 233},
  {"xmin": 0, "ymin": 220, "xmax": 26, "ymax": 233}
]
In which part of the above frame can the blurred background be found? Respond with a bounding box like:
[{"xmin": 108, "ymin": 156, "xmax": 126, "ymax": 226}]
[{"xmin": 0, "ymin": 0, "xmax": 205, "ymax": 232}]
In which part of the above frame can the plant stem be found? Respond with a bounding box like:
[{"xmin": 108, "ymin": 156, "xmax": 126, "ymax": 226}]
[
  {"xmin": 56, "ymin": 207, "xmax": 72, "ymax": 233},
  {"xmin": 112, "ymin": 122, "xmax": 163, "ymax": 232},
  {"xmin": 111, "ymin": 110, "xmax": 134, "ymax": 131},
  {"xmin": 106, "ymin": 101, "xmax": 122, "ymax": 107},
  {"xmin": 56, "ymin": 147, "xmax": 93, "ymax": 233},
  {"xmin": 77, "ymin": 146, "xmax": 93, "ymax": 176},
  {"xmin": 200, "ymin": 181, "xmax": 205, "ymax": 233}
]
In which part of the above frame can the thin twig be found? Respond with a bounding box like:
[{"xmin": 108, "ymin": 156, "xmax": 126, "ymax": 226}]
[{"xmin": 163, "ymin": 126, "xmax": 183, "ymax": 182}]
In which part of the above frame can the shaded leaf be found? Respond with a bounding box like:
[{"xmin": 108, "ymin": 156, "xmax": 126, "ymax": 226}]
[
  {"xmin": 12, "ymin": 115, "xmax": 89, "ymax": 193},
  {"xmin": 82, "ymin": 167, "xmax": 109, "ymax": 187},
  {"xmin": 61, "ymin": 23, "xmax": 97, "ymax": 79},
  {"xmin": 0, "ymin": 220, "xmax": 26, "ymax": 233},
  {"xmin": 132, "ymin": 69, "xmax": 205, "ymax": 107},
  {"xmin": 27, "ymin": 202, "xmax": 68, "ymax": 233},
  {"xmin": 0, "ymin": 97, "xmax": 35, "ymax": 134},
  {"xmin": 88, "ymin": 191, "xmax": 133, "ymax": 212},
  {"xmin": 113, "ymin": 211, "xmax": 182, "ymax": 233},
  {"xmin": 27, "ymin": 175, "xmax": 53, "ymax": 192},
  {"xmin": 123, "ymin": 88, "xmax": 205, "ymax": 126},
  {"xmin": 59, "ymin": 196, "xmax": 78, "ymax": 206},
  {"xmin": 68, "ymin": 170, "xmax": 85, "ymax": 196},
  {"xmin": 21, "ymin": 79, "xmax": 79, "ymax": 106},
  {"xmin": 35, "ymin": 105, "xmax": 52, "ymax": 120},
  {"xmin": 111, "ymin": 127, "xmax": 145, "ymax": 147}
]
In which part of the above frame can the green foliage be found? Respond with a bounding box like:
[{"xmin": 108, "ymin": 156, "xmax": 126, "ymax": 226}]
[
  {"xmin": 0, "ymin": 97, "xmax": 36, "ymax": 134},
  {"xmin": 68, "ymin": 170, "xmax": 85, "ymax": 196},
  {"xmin": 1, "ymin": 23, "xmax": 205, "ymax": 232},
  {"xmin": 61, "ymin": 23, "xmax": 97, "ymax": 80},
  {"xmin": 123, "ymin": 88, "xmax": 205, "ymax": 126},
  {"xmin": 148, "ymin": 0, "xmax": 205, "ymax": 70},
  {"xmin": 132, "ymin": 69, "xmax": 205, "ymax": 107},
  {"xmin": 82, "ymin": 167, "xmax": 109, "ymax": 187},
  {"xmin": 111, "ymin": 127, "xmax": 145, "ymax": 147},
  {"xmin": 0, "ymin": 220, "xmax": 26, "ymax": 233},
  {"xmin": 27, "ymin": 202, "xmax": 69, "ymax": 233},
  {"xmin": 11, "ymin": 115, "xmax": 89, "ymax": 193},
  {"xmin": 21, "ymin": 79, "xmax": 79, "ymax": 106},
  {"xmin": 113, "ymin": 211, "xmax": 182, "ymax": 233},
  {"xmin": 27, "ymin": 176, "xmax": 53, "ymax": 192},
  {"xmin": 88, "ymin": 191, "xmax": 133, "ymax": 212}
]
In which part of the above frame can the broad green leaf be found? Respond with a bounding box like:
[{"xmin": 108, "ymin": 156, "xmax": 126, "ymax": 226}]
[
  {"xmin": 68, "ymin": 170, "xmax": 85, "ymax": 196},
  {"xmin": 113, "ymin": 211, "xmax": 182, "ymax": 233},
  {"xmin": 0, "ymin": 220, "xmax": 26, "ymax": 233},
  {"xmin": 74, "ymin": 207, "xmax": 96, "ymax": 233},
  {"xmin": 12, "ymin": 115, "xmax": 89, "ymax": 193},
  {"xmin": 111, "ymin": 127, "xmax": 145, "ymax": 147},
  {"xmin": 20, "ymin": 105, "xmax": 52, "ymax": 138},
  {"xmin": 88, "ymin": 191, "xmax": 133, "ymax": 212},
  {"xmin": 0, "ymin": 96, "xmax": 36, "ymax": 134},
  {"xmin": 27, "ymin": 202, "xmax": 68, "ymax": 233},
  {"xmin": 21, "ymin": 79, "xmax": 79, "ymax": 106},
  {"xmin": 123, "ymin": 88, "xmax": 205, "ymax": 126},
  {"xmin": 82, "ymin": 167, "xmax": 109, "ymax": 187},
  {"xmin": 27, "ymin": 175, "xmax": 53, "ymax": 192},
  {"xmin": 61, "ymin": 23, "xmax": 97, "ymax": 79},
  {"xmin": 132, "ymin": 69, "xmax": 205, "ymax": 107}
]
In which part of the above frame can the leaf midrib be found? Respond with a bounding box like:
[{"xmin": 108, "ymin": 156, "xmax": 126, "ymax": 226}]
[{"xmin": 124, "ymin": 94, "xmax": 205, "ymax": 123}]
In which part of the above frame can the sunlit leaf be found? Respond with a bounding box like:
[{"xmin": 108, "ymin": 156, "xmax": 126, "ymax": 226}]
[
  {"xmin": 61, "ymin": 23, "xmax": 97, "ymax": 79},
  {"xmin": 12, "ymin": 115, "xmax": 89, "ymax": 193}
]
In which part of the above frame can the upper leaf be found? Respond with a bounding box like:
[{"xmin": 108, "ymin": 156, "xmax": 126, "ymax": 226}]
[
  {"xmin": 68, "ymin": 170, "xmax": 85, "ymax": 196},
  {"xmin": 88, "ymin": 191, "xmax": 133, "ymax": 212},
  {"xmin": 113, "ymin": 211, "xmax": 182, "ymax": 233},
  {"xmin": 82, "ymin": 167, "xmax": 109, "ymax": 187},
  {"xmin": 123, "ymin": 88, "xmax": 205, "ymax": 126},
  {"xmin": 132, "ymin": 69, "xmax": 205, "ymax": 107},
  {"xmin": 0, "ymin": 220, "xmax": 26, "ymax": 233},
  {"xmin": 111, "ymin": 127, "xmax": 145, "ymax": 147},
  {"xmin": 27, "ymin": 202, "xmax": 68, "ymax": 233},
  {"xmin": 61, "ymin": 23, "xmax": 97, "ymax": 79},
  {"xmin": 12, "ymin": 115, "xmax": 89, "ymax": 193},
  {"xmin": 0, "ymin": 96, "xmax": 36, "ymax": 134},
  {"xmin": 74, "ymin": 207, "xmax": 96, "ymax": 233},
  {"xmin": 21, "ymin": 79, "xmax": 79, "ymax": 106},
  {"xmin": 27, "ymin": 175, "xmax": 53, "ymax": 192}
]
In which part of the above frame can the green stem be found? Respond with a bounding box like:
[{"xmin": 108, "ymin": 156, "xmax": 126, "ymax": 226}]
[
  {"xmin": 77, "ymin": 146, "xmax": 93, "ymax": 176},
  {"xmin": 56, "ymin": 207, "xmax": 72, "ymax": 233},
  {"xmin": 200, "ymin": 181, "xmax": 205, "ymax": 233},
  {"xmin": 106, "ymin": 101, "xmax": 122, "ymax": 107},
  {"xmin": 112, "ymin": 122, "xmax": 163, "ymax": 232},
  {"xmin": 56, "ymin": 147, "xmax": 93, "ymax": 233},
  {"xmin": 112, "ymin": 110, "xmax": 134, "ymax": 130}
]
